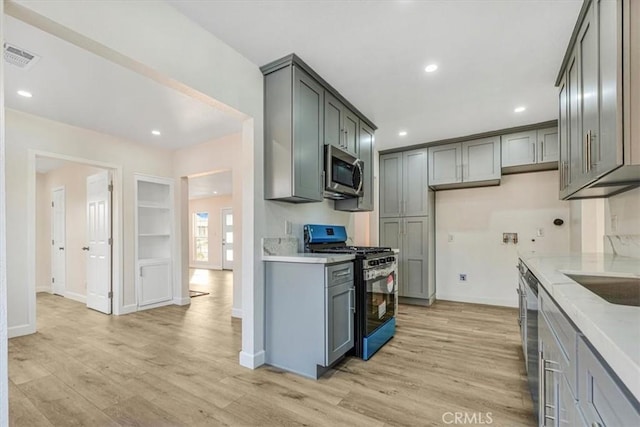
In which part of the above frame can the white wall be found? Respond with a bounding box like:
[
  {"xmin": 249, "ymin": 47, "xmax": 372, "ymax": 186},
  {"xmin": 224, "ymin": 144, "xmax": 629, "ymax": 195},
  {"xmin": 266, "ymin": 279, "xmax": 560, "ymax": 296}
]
[
  {"xmin": 5, "ymin": 109, "xmax": 174, "ymax": 335},
  {"xmin": 189, "ymin": 195, "xmax": 233, "ymax": 269},
  {"xmin": 36, "ymin": 163, "xmax": 104, "ymax": 299},
  {"xmin": 435, "ymin": 170, "xmax": 571, "ymax": 307},
  {"xmin": 605, "ymin": 187, "xmax": 640, "ymax": 236}
]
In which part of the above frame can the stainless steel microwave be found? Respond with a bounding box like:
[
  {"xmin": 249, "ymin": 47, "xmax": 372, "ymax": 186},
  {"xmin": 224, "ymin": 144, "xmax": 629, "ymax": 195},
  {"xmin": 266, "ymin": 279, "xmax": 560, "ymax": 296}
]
[{"xmin": 324, "ymin": 145, "xmax": 364, "ymax": 200}]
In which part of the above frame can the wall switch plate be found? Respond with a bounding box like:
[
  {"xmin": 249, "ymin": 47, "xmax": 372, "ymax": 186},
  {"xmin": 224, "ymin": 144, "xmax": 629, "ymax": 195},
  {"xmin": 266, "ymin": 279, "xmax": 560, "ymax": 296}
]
[{"xmin": 459, "ymin": 273, "xmax": 467, "ymax": 282}]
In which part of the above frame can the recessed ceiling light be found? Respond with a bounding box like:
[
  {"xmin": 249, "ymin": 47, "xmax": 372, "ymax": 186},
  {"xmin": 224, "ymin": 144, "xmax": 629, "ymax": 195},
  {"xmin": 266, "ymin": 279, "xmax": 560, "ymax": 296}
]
[
  {"xmin": 17, "ymin": 90, "xmax": 32, "ymax": 98},
  {"xmin": 151, "ymin": 130, "xmax": 161, "ymax": 136},
  {"xmin": 398, "ymin": 131, "xmax": 408, "ymax": 137},
  {"xmin": 514, "ymin": 106, "xmax": 526, "ymax": 113},
  {"xmin": 424, "ymin": 64, "xmax": 438, "ymax": 73},
  {"xmin": 213, "ymin": 191, "xmax": 218, "ymax": 194}
]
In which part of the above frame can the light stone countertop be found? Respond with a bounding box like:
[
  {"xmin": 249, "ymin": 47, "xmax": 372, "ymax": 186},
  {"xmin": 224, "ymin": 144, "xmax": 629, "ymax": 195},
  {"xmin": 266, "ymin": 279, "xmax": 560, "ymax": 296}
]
[
  {"xmin": 262, "ymin": 253, "xmax": 355, "ymax": 264},
  {"xmin": 519, "ymin": 252, "xmax": 640, "ymax": 400}
]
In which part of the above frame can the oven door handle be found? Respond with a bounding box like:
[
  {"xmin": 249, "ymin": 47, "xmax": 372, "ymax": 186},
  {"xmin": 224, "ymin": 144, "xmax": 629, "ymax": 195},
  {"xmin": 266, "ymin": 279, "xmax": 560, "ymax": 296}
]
[{"xmin": 353, "ymin": 159, "xmax": 364, "ymax": 195}]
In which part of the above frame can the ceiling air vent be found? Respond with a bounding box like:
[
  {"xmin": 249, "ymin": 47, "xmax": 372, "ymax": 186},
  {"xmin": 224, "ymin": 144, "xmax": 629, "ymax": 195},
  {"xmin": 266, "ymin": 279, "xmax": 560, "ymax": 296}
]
[{"xmin": 3, "ymin": 43, "xmax": 41, "ymax": 70}]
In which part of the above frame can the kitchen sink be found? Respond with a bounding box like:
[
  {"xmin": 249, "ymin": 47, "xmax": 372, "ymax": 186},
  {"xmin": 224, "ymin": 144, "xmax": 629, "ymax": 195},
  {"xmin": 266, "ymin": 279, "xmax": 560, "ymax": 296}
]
[{"xmin": 565, "ymin": 274, "xmax": 640, "ymax": 307}]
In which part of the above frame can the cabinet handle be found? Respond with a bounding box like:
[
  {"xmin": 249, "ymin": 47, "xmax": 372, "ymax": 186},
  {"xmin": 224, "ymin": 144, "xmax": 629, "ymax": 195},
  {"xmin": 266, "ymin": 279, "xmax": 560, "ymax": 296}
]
[
  {"xmin": 320, "ymin": 171, "xmax": 325, "ymax": 194},
  {"xmin": 402, "ymin": 200, "xmax": 407, "ymax": 215},
  {"xmin": 540, "ymin": 140, "xmax": 544, "ymax": 162},
  {"xmin": 350, "ymin": 288, "xmax": 356, "ymax": 313},
  {"xmin": 591, "ymin": 423, "xmax": 603, "ymax": 427},
  {"xmin": 584, "ymin": 132, "xmax": 589, "ymax": 173},
  {"xmin": 539, "ymin": 351, "xmax": 545, "ymax": 423},
  {"xmin": 533, "ymin": 142, "xmax": 537, "ymax": 164}
]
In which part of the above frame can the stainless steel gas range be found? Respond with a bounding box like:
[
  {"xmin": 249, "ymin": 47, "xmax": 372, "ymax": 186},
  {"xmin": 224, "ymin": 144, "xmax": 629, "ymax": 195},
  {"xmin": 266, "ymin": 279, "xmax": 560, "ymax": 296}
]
[{"xmin": 304, "ymin": 224, "xmax": 398, "ymax": 360}]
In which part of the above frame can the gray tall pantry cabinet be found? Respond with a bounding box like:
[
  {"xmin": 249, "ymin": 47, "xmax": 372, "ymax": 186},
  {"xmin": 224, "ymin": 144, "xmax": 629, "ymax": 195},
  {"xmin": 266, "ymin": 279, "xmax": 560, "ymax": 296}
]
[{"xmin": 379, "ymin": 149, "xmax": 435, "ymax": 304}]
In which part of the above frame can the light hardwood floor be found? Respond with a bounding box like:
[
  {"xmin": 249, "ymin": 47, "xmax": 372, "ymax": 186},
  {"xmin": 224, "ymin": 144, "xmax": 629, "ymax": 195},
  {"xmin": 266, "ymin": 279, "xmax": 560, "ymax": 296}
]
[{"xmin": 9, "ymin": 270, "xmax": 535, "ymax": 426}]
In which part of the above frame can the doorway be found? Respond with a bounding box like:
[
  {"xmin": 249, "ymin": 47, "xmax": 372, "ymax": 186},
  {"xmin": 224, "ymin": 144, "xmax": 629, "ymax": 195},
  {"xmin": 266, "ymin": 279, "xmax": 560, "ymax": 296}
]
[
  {"xmin": 221, "ymin": 208, "xmax": 234, "ymax": 270},
  {"xmin": 34, "ymin": 154, "xmax": 119, "ymax": 317}
]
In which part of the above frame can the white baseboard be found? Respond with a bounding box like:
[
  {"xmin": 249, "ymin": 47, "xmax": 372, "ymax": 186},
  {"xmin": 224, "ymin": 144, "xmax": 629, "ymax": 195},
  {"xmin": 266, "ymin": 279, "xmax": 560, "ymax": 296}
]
[
  {"xmin": 436, "ymin": 293, "xmax": 517, "ymax": 308},
  {"xmin": 64, "ymin": 291, "xmax": 86, "ymax": 304},
  {"xmin": 189, "ymin": 264, "xmax": 222, "ymax": 270},
  {"xmin": 8, "ymin": 323, "xmax": 36, "ymax": 338},
  {"xmin": 239, "ymin": 350, "xmax": 265, "ymax": 369},
  {"xmin": 36, "ymin": 285, "xmax": 52, "ymax": 293},
  {"xmin": 231, "ymin": 308, "xmax": 242, "ymax": 319},
  {"xmin": 173, "ymin": 296, "xmax": 191, "ymax": 306},
  {"xmin": 119, "ymin": 304, "xmax": 138, "ymax": 315}
]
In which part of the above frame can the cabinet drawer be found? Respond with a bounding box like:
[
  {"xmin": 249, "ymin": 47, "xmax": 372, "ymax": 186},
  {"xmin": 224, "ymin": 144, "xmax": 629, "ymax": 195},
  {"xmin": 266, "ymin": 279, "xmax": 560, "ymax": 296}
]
[
  {"xmin": 577, "ymin": 337, "xmax": 640, "ymax": 426},
  {"xmin": 325, "ymin": 262, "xmax": 354, "ymax": 287},
  {"xmin": 539, "ymin": 287, "xmax": 578, "ymax": 395}
]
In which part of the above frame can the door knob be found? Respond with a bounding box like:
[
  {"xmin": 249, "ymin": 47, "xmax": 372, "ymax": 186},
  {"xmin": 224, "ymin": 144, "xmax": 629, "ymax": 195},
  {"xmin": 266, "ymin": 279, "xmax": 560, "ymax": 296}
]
[{"xmin": 82, "ymin": 247, "xmax": 90, "ymax": 251}]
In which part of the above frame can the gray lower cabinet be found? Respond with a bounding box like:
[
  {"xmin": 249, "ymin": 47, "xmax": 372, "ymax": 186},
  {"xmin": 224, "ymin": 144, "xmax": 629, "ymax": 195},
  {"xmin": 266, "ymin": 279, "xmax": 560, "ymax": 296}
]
[
  {"xmin": 537, "ymin": 285, "xmax": 640, "ymax": 426},
  {"xmin": 380, "ymin": 216, "xmax": 433, "ymax": 301},
  {"xmin": 263, "ymin": 64, "xmax": 323, "ymax": 202},
  {"xmin": 265, "ymin": 260, "xmax": 354, "ymax": 379},
  {"xmin": 324, "ymin": 91, "xmax": 358, "ymax": 156},
  {"xmin": 428, "ymin": 137, "xmax": 500, "ymax": 189},
  {"xmin": 335, "ymin": 121, "xmax": 374, "ymax": 211},
  {"xmin": 577, "ymin": 337, "xmax": 640, "ymax": 426},
  {"xmin": 557, "ymin": 0, "xmax": 639, "ymax": 199},
  {"xmin": 501, "ymin": 128, "xmax": 558, "ymax": 172},
  {"xmin": 379, "ymin": 148, "xmax": 429, "ymax": 218}
]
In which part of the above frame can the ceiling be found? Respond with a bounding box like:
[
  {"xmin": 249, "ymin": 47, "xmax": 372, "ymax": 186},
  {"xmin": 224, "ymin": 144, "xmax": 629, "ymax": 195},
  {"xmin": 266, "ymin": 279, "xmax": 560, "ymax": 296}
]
[
  {"xmin": 188, "ymin": 171, "xmax": 233, "ymax": 200},
  {"xmin": 3, "ymin": 15, "xmax": 243, "ymax": 150},
  {"xmin": 169, "ymin": 0, "xmax": 583, "ymax": 150}
]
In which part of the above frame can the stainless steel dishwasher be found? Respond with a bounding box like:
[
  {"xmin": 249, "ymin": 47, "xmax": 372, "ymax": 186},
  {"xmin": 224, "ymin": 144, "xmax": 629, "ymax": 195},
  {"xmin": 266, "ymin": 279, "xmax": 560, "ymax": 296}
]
[{"xmin": 518, "ymin": 259, "xmax": 539, "ymax": 421}]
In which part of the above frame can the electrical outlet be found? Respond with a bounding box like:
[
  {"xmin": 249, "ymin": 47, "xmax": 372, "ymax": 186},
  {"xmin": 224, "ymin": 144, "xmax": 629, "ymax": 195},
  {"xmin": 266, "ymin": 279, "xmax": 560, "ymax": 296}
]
[
  {"xmin": 611, "ymin": 215, "xmax": 618, "ymax": 232},
  {"xmin": 536, "ymin": 228, "xmax": 544, "ymax": 237},
  {"xmin": 284, "ymin": 220, "xmax": 292, "ymax": 235},
  {"xmin": 448, "ymin": 234, "xmax": 454, "ymax": 243},
  {"xmin": 459, "ymin": 273, "xmax": 467, "ymax": 282}
]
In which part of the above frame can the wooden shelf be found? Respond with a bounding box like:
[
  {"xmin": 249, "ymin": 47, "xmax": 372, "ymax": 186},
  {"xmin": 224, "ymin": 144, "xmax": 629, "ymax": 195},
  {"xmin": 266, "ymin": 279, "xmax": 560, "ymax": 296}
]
[
  {"xmin": 138, "ymin": 202, "xmax": 171, "ymax": 210},
  {"xmin": 139, "ymin": 233, "xmax": 170, "ymax": 238}
]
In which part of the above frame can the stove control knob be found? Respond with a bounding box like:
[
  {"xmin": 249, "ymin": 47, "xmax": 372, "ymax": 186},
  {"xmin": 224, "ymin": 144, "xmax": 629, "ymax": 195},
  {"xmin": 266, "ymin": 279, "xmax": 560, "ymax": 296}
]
[
  {"xmin": 387, "ymin": 256, "xmax": 395, "ymax": 263},
  {"xmin": 368, "ymin": 260, "xmax": 377, "ymax": 266}
]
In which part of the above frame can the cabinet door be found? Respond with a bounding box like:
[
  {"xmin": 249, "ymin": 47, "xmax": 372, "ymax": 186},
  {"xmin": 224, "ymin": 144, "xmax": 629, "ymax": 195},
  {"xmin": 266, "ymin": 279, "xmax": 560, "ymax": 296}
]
[
  {"xmin": 567, "ymin": 54, "xmax": 582, "ymax": 192},
  {"xmin": 343, "ymin": 108, "xmax": 359, "ymax": 156},
  {"xmin": 463, "ymin": 137, "xmax": 500, "ymax": 182},
  {"xmin": 578, "ymin": 4, "xmax": 599, "ymax": 181},
  {"xmin": 324, "ymin": 92, "xmax": 344, "ymax": 150},
  {"xmin": 138, "ymin": 261, "xmax": 172, "ymax": 307},
  {"xmin": 428, "ymin": 143, "xmax": 462, "ymax": 186},
  {"xmin": 539, "ymin": 316, "xmax": 560, "ymax": 427},
  {"xmin": 402, "ymin": 217, "xmax": 430, "ymax": 299},
  {"xmin": 577, "ymin": 337, "xmax": 640, "ymax": 426},
  {"xmin": 293, "ymin": 67, "xmax": 324, "ymax": 201},
  {"xmin": 538, "ymin": 128, "xmax": 559, "ymax": 163},
  {"xmin": 402, "ymin": 149, "xmax": 429, "ymax": 217},
  {"xmin": 596, "ymin": 0, "xmax": 623, "ymax": 176},
  {"xmin": 379, "ymin": 153, "xmax": 403, "ymax": 217},
  {"xmin": 559, "ymin": 76, "xmax": 570, "ymax": 193},
  {"xmin": 501, "ymin": 131, "xmax": 537, "ymax": 167},
  {"xmin": 357, "ymin": 122, "xmax": 374, "ymax": 211},
  {"xmin": 325, "ymin": 282, "xmax": 354, "ymax": 366},
  {"xmin": 379, "ymin": 218, "xmax": 402, "ymax": 294}
]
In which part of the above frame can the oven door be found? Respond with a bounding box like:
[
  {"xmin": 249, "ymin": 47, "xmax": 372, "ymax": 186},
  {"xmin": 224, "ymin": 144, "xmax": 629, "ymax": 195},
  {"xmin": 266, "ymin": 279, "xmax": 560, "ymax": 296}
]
[
  {"xmin": 365, "ymin": 265, "xmax": 397, "ymax": 336},
  {"xmin": 325, "ymin": 145, "xmax": 363, "ymax": 199}
]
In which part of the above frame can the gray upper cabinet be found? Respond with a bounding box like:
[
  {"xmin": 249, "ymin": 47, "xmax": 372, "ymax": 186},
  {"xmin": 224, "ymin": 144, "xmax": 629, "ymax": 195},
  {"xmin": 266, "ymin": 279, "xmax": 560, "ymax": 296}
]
[
  {"xmin": 428, "ymin": 137, "xmax": 500, "ymax": 189},
  {"xmin": 263, "ymin": 65, "xmax": 323, "ymax": 202},
  {"xmin": 335, "ymin": 122, "xmax": 374, "ymax": 212},
  {"xmin": 501, "ymin": 128, "xmax": 558, "ymax": 172},
  {"xmin": 262, "ymin": 54, "xmax": 377, "ymax": 205},
  {"xmin": 380, "ymin": 149, "xmax": 429, "ymax": 218},
  {"xmin": 556, "ymin": 0, "xmax": 639, "ymax": 199},
  {"xmin": 428, "ymin": 144, "xmax": 461, "ymax": 186},
  {"xmin": 324, "ymin": 92, "xmax": 358, "ymax": 156},
  {"xmin": 379, "ymin": 153, "xmax": 403, "ymax": 217}
]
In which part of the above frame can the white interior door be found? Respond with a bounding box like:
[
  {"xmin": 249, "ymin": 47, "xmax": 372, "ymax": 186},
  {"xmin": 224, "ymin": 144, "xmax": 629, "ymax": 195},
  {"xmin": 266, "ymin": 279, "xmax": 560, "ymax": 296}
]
[
  {"xmin": 221, "ymin": 208, "xmax": 234, "ymax": 270},
  {"xmin": 86, "ymin": 171, "xmax": 112, "ymax": 314},
  {"xmin": 51, "ymin": 187, "xmax": 66, "ymax": 296}
]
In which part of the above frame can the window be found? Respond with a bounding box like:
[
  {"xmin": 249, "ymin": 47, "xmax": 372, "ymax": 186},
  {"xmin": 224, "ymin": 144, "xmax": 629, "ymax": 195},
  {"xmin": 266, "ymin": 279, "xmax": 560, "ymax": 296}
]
[{"xmin": 194, "ymin": 212, "xmax": 208, "ymax": 262}]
